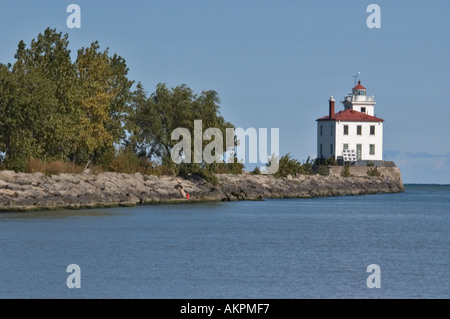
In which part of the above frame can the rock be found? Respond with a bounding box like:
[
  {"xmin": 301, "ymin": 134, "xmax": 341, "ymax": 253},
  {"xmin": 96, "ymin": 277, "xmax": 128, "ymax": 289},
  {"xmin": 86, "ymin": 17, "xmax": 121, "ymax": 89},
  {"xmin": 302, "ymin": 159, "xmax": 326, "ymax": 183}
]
[
  {"xmin": 0, "ymin": 169, "xmax": 404, "ymax": 211},
  {"xmin": 0, "ymin": 170, "xmax": 16, "ymax": 183}
]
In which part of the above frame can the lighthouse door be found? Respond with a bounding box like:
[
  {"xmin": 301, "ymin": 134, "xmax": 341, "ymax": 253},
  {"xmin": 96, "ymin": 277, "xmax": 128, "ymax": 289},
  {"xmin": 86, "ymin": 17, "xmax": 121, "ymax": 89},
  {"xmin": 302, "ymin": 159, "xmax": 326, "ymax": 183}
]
[{"xmin": 356, "ymin": 144, "xmax": 362, "ymax": 161}]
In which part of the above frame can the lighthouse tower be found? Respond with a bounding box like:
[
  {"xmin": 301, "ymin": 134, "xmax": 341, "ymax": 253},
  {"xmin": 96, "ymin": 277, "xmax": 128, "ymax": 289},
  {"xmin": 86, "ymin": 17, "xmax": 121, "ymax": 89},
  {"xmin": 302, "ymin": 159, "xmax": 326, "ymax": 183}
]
[
  {"xmin": 316, "ymin": 81, "xmax": 384, "ymax": 162},
  {"xmin": 342, "ymin": 81, "xmax": 376, "ymax": 116}
]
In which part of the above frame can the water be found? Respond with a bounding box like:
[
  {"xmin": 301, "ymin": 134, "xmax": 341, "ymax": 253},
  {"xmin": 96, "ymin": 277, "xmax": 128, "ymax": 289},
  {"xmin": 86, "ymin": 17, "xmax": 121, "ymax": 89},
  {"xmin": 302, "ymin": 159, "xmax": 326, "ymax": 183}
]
[{"xmin": 0, "ymin": 185, "xmax": 448, "ymax": 299}]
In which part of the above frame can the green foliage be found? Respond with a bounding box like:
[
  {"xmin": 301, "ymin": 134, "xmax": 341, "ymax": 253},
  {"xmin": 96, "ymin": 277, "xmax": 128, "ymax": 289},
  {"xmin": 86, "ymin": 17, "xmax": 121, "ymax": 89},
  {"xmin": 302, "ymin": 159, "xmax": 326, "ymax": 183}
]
[
  {"xmin": 315, "ymin": 156, "xmax": 337, "ymax": 166},
  {"xmin": 302, "ymin": 156, "xmax": 314, "ymax": 175},
  {"xmin": 129, "ymin": 83, "xmax": 234, "ymax": 165},
  {"xmin": 0, "ymin": 28, "xmax": 134, "ymax": 169},
  {"xmin": 251, "ymin": 166, "xmax": 261, "ymax": 175},
  {"xmin": 193, "ymin": 168, "xmax": 219, "ymax": 186},
  {"xmin": 313, "ymin": 156, "xmax": 337, "ymax": 177},
  {"xmin": 99, "ymin": 146, "xmax": 162, "ymax": 176},
  {"xmin": 270, "ymin": 153, "xmax": 313, "ymax": 178},
  {"xmin": 177, "ymin": 163, "xmax": 219, "ymax": 186},
  {"xmin": 367, "ymin": 166, "xmax": 381, "ymax": 177},
  {"xmin": 75, "ymin": 42, "xmax": 116, "ymax": 161},
  {"xmin": 341, "ymin": 164, "xmax": 351, "ymax": 177},
  {"xmin": 12, "ymin": 29, "xmax": 80, "ymax": 161},
  {"xmin": 317, "ymin": 165, "xmax": 329, "ymax": 176},
  {"xmin": 209, "ymin": 158, "xmax": 244, "ymax": 175},
  {"xmin": 107, "ymin": 147, "xmax": 141, "ymax": 174},
  {"xmin": 0, "ymin": 28, "xmax": 237, "ymax": 177}
]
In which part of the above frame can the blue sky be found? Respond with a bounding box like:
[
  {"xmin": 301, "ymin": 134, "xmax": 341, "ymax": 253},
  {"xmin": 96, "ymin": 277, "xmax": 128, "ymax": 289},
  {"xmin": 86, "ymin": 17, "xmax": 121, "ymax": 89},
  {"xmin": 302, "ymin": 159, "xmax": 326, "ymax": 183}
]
[{"xmin": 1, "ymin": 0, "xmax": 449, "ymax": 184}]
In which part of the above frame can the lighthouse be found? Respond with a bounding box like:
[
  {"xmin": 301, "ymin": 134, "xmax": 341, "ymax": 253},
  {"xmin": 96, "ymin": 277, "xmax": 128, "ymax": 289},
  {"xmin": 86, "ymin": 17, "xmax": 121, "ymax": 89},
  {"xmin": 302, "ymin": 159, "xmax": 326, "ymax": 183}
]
[{"xmin": 316, "ymin": 81, "xmax": 384, "ymax": 162}]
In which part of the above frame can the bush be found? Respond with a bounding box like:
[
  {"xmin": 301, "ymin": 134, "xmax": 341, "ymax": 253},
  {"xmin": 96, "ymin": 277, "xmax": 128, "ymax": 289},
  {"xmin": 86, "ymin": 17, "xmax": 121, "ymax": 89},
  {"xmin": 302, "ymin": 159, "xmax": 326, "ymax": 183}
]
[
  {"xmin": 25, "ymin": 158, "xmax": 90, "ymax": 175},
  {"xmin": 177, "ymin": 163, "xmax": 219, "ymax": 185},
  {"xmin": 3, "ymin": 151, "xmax": 31, "ymax": 173},
  {"xmin": 106, "ymin": 147, "xmax": 163, "ymax": 175},
  {"xmin": 367, "ymin": 166, "xmax": 381, "ymax": 177},
  {"xmin": 251, "ymin": 166, "xmax": 261, "ymax": 175},
  {"xmin": 155, "ymin": 165, "xmax": 176, "ymax": 176},
  {"xmin": 194, "ymin": 168, "xmax": 219, "ymax": 186},
  {"xmin": 341, "ymin": 164, "xmax": 351, "ymax": 177},
  {"xmin": 302, "ymin": 156, "xmax": 314, "ymax": 175},
  {"xmin": 210, "ymin": 159, "xmax": 244, "ymax": 175},
  {"xmin": 270, "ymin": 153, "xmax": 313, "ymax": 178},
  {"xmin": 107, "ymin": 147, "xmax": 141, "ymax": 173},
  {"xmin": 315, "ymin": 156, "xmax": 337, "ymax": 166},
  {"xmin": 97, "ymin": 147, "xmax": 117, "ymax": 171},
  {"xmin": 317, "ymin": 165, "xmax": 329, "ymax": 176},
  {"xmin": 313, "ymin": 156, "xmax": 337, "ymax": 176}
]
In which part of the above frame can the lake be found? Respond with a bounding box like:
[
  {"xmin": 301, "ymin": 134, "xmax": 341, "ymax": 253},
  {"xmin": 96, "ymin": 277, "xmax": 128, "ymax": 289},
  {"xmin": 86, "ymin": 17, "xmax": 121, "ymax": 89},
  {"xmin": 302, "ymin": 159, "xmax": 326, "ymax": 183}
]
[{"xmin": 0, "ymin": 184, "xmax": 448, "ymax": 298}]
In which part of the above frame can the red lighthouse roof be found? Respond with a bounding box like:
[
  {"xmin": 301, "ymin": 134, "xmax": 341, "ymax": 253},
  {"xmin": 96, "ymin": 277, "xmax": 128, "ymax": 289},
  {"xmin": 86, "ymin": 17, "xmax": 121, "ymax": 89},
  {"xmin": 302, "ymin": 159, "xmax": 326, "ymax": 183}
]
[
  {"xmin": 317, "ymin": 109, "xmax": 384, "ymax": 122},
  {"xmin": 353, "ymin": 80, "xmax": 366, "ymax": 90}
]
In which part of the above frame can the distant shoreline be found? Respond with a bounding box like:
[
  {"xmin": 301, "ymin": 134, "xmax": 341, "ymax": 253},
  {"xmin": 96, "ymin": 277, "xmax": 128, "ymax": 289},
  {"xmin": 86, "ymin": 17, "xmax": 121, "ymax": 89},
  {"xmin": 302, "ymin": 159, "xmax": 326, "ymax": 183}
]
[{"xmin": 0, "ymin": 168, "xmax": 404, "ymax": 212}]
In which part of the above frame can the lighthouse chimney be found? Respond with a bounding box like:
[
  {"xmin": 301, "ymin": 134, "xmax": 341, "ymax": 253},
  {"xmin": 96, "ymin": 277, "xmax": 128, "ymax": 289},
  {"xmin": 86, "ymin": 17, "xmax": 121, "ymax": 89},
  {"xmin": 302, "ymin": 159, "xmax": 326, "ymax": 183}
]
[{"xmin": 329, "ymin": 96, "xmax": 335, "ymax": 119}]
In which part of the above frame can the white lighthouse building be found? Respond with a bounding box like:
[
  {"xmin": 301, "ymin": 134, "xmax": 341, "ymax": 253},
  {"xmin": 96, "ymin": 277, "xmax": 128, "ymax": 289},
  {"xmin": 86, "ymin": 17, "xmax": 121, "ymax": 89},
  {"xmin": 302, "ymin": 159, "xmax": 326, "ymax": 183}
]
[{"xmin": 316, "ymin": 81, "xmax": 384, "ymax": 162}]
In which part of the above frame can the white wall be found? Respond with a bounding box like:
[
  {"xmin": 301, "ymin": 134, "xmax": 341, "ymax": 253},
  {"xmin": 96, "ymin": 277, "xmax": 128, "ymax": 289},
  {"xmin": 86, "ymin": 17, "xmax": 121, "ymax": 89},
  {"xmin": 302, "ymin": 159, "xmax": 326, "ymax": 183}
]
[
  {"xmin": 335, "ymin": 121, "xmax": 383, "ymax": 161},
  {"xmin": 342, "ymin": 99, "xmax": 376, "ymax": 116},
  {"xmin": 354, "ymin": 104, "xmax": 374, "ymax": 116}
]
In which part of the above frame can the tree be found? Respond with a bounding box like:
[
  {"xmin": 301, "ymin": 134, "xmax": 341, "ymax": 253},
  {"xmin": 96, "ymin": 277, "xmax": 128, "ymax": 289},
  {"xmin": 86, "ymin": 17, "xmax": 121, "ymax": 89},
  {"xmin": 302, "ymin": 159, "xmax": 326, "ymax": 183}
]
[
  {"xmin": 0, "ymin": 63, "xmax": 29, "ymax": 170},
  {"xmin": 74, "ymin": 42, "xmax": 114, "ymax": 162},
  {"xmin": 130, "ymin": 83, "xmax": 234, "ymax": 166},
  {"xmin": 1, "ymin": 28, "xmax": 135, "ymax": 168},
  {"xmin": 127, "ymin": 82, "xmax": 155, "ymax": 156},
  {"xmin": 0, "ymin": 28, "xmax": 84, "ymax": 170},
  {"xmin": 1, "ymin": 44, "xmax": 67, "ymax": 171},
  {"xmin": 107, "ymin": 53, "xmax": 134, "ymax": 144},
  {"xmin": 0, "ymin": 28, "xmax": 234, "ymax": 175},
  {"xmin": 17, "ymin": 28, "xmax": 80, "ymax": 160}
]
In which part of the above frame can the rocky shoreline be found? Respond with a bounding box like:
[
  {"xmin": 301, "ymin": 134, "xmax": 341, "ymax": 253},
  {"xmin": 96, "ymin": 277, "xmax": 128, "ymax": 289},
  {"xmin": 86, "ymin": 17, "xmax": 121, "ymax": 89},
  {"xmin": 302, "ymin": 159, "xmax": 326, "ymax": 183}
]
[{"xmin": 0, "ymin": 167, "xmax": 404, "ymax": 212}]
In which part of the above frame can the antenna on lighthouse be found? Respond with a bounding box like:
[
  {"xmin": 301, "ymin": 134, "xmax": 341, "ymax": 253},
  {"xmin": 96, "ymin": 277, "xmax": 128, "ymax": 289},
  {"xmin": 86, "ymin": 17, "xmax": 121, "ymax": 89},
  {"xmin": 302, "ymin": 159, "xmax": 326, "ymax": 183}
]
[{"xmin": 353, "ymin": 72, "xmax": 361, "ymax": 85}]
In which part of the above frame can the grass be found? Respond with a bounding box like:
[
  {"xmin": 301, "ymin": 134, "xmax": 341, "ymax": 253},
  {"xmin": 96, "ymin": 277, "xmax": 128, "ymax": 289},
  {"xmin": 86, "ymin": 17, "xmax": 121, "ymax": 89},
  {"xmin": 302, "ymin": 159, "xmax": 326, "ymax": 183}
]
[{"xmin": 26, "ymin": 158, "xmax": 98, "ymax": 175}]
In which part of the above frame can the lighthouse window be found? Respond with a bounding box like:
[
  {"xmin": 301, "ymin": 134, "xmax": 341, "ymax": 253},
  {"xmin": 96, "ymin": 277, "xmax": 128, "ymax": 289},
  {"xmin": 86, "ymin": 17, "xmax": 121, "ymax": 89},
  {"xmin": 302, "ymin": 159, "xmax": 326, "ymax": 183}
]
[
  {"xmin": 320, "ymin": 125, "xmax": 323, "ymax": 136},
  {"xmin": 370, "ymin": 144, "xmax": 375, "ymax": 155},
  {"xmin": 370, "ymin": 125, "xmax": 375, "ymax": 135},
  {"xmin": 320, "ymin": 144, "xmax": 323, "ymax": 157},
  {"xmin": 361, "ymin": 107, "xmax": 366, "ymax": 113},
  {"xmin": 357, "ymin": 125, "xmax": 362, "ymax": 135},
  {"xmin": 343, "ymin": 125, "xmax": 349, "ymax": 135},
  {"xmin": 330, "ymin": 144, "xmax": 333, "ymax": 155}
]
